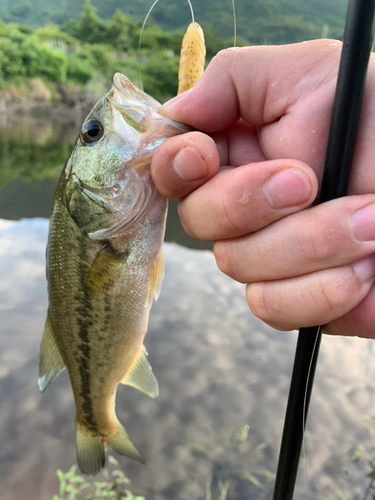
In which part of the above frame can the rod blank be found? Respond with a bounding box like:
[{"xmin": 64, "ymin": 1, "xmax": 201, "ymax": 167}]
[{"xmin": 272, "ymin": 1, "xmax": 375, "ymax": 499}]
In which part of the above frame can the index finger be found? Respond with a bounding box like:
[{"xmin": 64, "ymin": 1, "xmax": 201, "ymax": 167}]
[{"xmin": 159, "ymin": 41, "xmax": 342, "ymax": 131}]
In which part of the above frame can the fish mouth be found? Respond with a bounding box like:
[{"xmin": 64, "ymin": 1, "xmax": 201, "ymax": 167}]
[{"xmin": 109, "ymin": 73, "xmax": 190, "ymax": 138}]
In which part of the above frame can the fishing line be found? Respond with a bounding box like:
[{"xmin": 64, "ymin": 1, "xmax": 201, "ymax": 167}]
[
  {"xmin": 138, "ymin": 0, "xmax": 196, "ymax": 90},
  {"xmin": 301, "ymin": 326, "xmax": 322, "ymax": 500},
  {"xmin": 231, "ymin": 0, "xmax": 236, "ymax": 47}
]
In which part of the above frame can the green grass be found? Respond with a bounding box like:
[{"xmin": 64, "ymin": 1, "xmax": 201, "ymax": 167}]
[{"xmin": 53, "ymin": 458, "xmax": 145, "ymax": 500}]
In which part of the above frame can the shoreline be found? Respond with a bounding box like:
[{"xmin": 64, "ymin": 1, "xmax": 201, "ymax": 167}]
[
  {"xmin": 0, "ymin": 79, "xmax": 97, "ymax": 125},
  {"xmin": 1, "ymin": 99, "xmax": 96, "ymax": 126}
]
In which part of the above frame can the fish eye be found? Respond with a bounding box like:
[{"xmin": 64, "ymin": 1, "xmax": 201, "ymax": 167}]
[{"xmin": 81, "ymin": 119, "xmax": 104, "ymax": 144}]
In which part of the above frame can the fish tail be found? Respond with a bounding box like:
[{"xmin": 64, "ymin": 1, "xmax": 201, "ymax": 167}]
[
  {"xmin": 75, "ymin": 419, "xmax": 146, "ymax": 475},
  {"xmin": 75, "ymin": 420, "xmax": 105, "ymax": 476}
]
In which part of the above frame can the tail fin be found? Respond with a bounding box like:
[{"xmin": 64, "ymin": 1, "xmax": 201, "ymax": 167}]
[
  {"xmin": 75, "ymin": 419, "xmax": 145, "ymax": 476},
  {"xmin": 76, "ymin": 421, "xmax": 105, "ymax": 476}
]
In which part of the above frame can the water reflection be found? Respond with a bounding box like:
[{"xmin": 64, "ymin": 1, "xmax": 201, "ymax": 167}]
[
  {"xmin": 0, "ymin": 121, "xmax": 211, "ymax": 250},
  {"xmin": 1, "ymin": 218, "xmax": 375, "ymax": 500}
]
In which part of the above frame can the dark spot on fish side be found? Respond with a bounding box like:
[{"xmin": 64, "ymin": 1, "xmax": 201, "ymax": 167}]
[
  {"xmin": 78, "ymin": 356, "xmax": 97, "ymax": 431},
  {"xmin": 79, "ymin": 342, "xmax": 91, "ymax": 360}
]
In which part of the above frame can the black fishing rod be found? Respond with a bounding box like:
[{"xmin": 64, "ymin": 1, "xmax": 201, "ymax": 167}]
[{"xmin": 272, "ymin": 1, "xmax": 375, "ymax": 499}]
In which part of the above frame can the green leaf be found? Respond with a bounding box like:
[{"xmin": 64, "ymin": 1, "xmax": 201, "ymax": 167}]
[
  {"xmin": 332, "ymin": 488, "xmax": 347, "ymax": 500},
  {"xmin": 188, "ymin": 442, "xmax": 215, "ymax": 460},
  {"xmin": 124, "ymin": 491, "xmax": 145, "ymax": 500},
  {"xmin": 205, "ymin": 479, "xmax": 212, "ymax": 500},
  {"xmin": 253, "ymin": 442, "xmax": 268, "ymax": 454},
  {"xmin": 250, "ymin": 469, "xmax": 276, "ymax": 483},
  {"xmin": 240, "ymin": 471, "xmax": 263, "ymax": 489},
  {"xmin": 217, "ymin": 479, "xmax": 230, "ymax": 500},
  {"xmin": 71, "ymin": 476, "xmax": 85, "ymax": 483}
]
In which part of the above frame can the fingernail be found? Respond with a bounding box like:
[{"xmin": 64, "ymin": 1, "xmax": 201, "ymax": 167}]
[
  {"xmin": 353, "ymin": 203, "xmax": 375, "ymax": 241},
  {"xmin": 353, "ymin": 255, "xmax": 375, "ymax": 282},
  {"xmin": 173, "ymin": 147, "xmax": 208, "ymax": 181},
  {"xmin": 263, "ymin": 168, "xmax": 312, "ymax": 209}
]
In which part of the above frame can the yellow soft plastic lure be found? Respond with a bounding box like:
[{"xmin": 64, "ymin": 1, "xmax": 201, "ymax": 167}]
[{"xmin": 178, "ymin": 22, "xmax": 206, "ymax": 95}]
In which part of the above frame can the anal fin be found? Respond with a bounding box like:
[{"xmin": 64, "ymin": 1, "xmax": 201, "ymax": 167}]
[
  {"xmin": 38, "ymin": 312, "xmax": 66, "ymax": 392},
  {"xmin": 121, "ymin": 345, "xmax": 159, "ymax": 398}
]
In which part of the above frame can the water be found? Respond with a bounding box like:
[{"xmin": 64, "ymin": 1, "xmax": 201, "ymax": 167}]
[{"xmin": 1, "ymin": 120, "xmax": 375, "ymax": 500}]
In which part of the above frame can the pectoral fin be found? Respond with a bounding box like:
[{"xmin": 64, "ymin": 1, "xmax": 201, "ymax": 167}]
[
  {"xmin": 146, "ymin": 249, "xmax": 164, "ymax": 309},
  {"xmin": 121, "ymin": 345, "xmax": 159, "ymax": 398},
  {"xmin": 38, "ymin": 313, "xmax": 65, "ymax": 392},
  {"xmin": 86, "ymin": 245, "xmax": 127, "ymax": 298}
]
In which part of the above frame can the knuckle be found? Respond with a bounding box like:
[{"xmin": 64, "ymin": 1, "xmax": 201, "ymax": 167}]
[
  {"xmin": 246, "ymin": 282, "xmax": 287, "ymax": 328},
  {"xmin": 298, "ymin": 218, "xmax": 337, "ymax": 264},
  {"xmin": 177, "ymin": 201, "xmax": 195, "ymax": 238},
  {"xmin": 308, "ymin": 267, "xmax": 362, "ymax": 322},
  {"xmin": 213, "ymin": 241, "xmax": 241, "ymax": 280},
  {"xmin": 212, "ymin": 47, "xmax": 239, "ymax": 70},
  {"xmin": 220, "ymin": 191, "xmax": 241, "ymax": 234}
]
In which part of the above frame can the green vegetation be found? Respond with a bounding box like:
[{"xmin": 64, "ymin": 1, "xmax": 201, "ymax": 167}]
[
  {"xmin": 54, "ymin": 425, "xmax": 275, "ymax": 500},
  {"xmin": 188, "ymin": 424, "xmax": 275, "ymax": 499},
  {"xmin": 0, "ymin": 0, "xmax": 349, "ymax": 102},
  {"xmin": 0, "ymin": 1, "xmax": 232, "ymax": 102},
  {"xmin": 0, "ymin": 0, "xmax": 347, "ymax": 44},
  {"xmin": 54, "ymin": 460, "xmax": 145, "ymax": 500}
]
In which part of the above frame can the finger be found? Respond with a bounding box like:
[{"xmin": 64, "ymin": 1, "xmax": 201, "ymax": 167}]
[
  {"xmin": 212, "ymin": 121, "xmax": 267, "ymax": 167},
  {"xmin": 159, "ymin": 44, "xmax": 375, "ymax": 196},
  {"xmin": 159, "ymin": 41, "xmax": 341, "ymax": 131},
  {"xmin": 150, "ymin": 131, "xmax": 220, "ymax": 199},
  {"xmin": 178, "ymin": 159, "xmax": 317, "ymax": 240},
  {"xmin": 325, "ymin": 282, "xmax": 375, "ymax": 338},
  {"xmin": 214, "ymin": 196, "xmax": 375, "ymax": 283},
  {"xmin": 246, "ymin": 255, "xmax": 375, "ymax": 332}
]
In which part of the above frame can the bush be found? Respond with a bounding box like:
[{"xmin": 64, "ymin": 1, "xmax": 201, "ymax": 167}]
[
  {"xmin": 66, "ymin": 52, "xmax": 94, "ymax": 84},
  {"xmin": 0, "ymin": 27, "xmax": 68, "ymax": 83},
  {"xmin": 38, "ymin": 45, "xmax": 67, "ymax": 82},
  {"xmin": 85, "ymin": 44, "xmax": 112, "ymax": 73},
  {"xmin": 142, "ymin": 52, "xmax": 180, "ymax": 102}
]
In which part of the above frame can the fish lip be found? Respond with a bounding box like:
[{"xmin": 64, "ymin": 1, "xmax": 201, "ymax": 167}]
[
  {"xmin": 110, "ymin": 73, "xmax": 191, "ymax": 136},
  {"xmin": 112, "ymin": 73, "xmax": 160, "ymax": 109}
]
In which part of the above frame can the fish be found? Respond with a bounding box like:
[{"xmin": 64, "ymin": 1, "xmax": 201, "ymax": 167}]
[{"xmin": 38, "ymin": 73, "xmax": 190, "ymax": 475}]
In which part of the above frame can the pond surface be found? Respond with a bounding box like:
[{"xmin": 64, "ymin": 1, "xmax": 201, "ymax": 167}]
[{"xmin": 1, "ymin": 120, "xmax": 375, "ymax": 500}]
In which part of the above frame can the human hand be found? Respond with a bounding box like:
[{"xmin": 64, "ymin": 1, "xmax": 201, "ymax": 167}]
[{"xmin": 151, "ymin": 40, "xmax": 375, "ymax": 338}]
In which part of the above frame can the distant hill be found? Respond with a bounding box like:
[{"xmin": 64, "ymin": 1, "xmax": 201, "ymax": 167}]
[{"xmin": 0, "ymin": 0, "xmax": 348, "ymax": 45}]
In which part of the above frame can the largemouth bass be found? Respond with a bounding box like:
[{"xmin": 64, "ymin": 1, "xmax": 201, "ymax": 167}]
[{"xmin": 38, "ymin": 73, "xmax": 188, "ymax": 475}]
